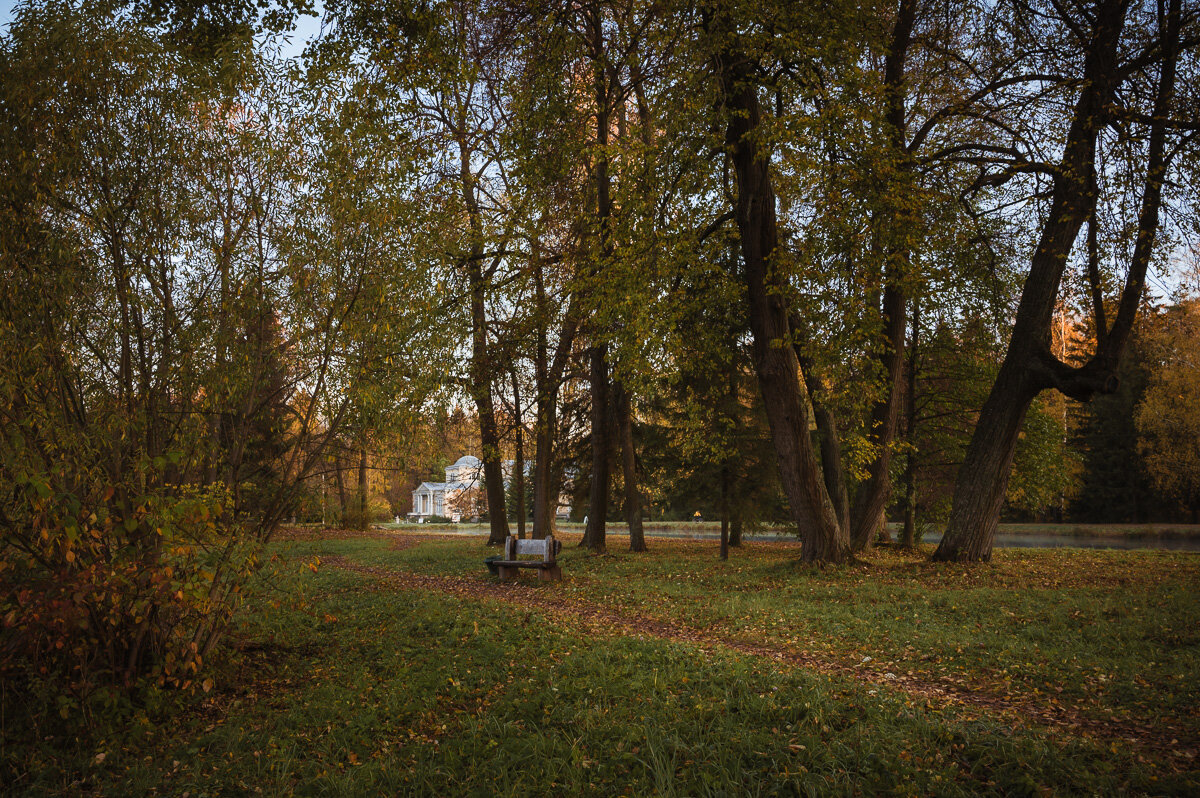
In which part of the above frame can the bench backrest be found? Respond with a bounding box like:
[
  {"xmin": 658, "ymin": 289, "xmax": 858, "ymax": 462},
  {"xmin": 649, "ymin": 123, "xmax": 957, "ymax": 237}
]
[{"xmin": 504, "ymin": 534, "xmax": 559, "ymax": 563}]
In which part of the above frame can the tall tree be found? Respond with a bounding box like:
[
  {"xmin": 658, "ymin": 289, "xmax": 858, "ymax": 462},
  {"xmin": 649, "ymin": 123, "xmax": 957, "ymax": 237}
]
[
  {"xmin": 325, "ymin": 0, "xmax": 526, "ymax": 544},
  {"xmin": 705, "ymin": 3, "xmax": 853, "ymax": 563},
  {"xmin": 935, "ymin": 0, "xmax": 1195, "ymax": 561}
]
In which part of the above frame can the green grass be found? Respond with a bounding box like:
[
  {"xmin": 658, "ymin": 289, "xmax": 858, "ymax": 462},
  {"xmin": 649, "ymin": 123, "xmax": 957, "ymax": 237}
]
[
  {"xmin": 368, "ymin": 534, "xmax": 1200, "ymax": 735},
  {"xmin": 5, "ymin": 532, "xmax": 1198, "ymax": 796}
]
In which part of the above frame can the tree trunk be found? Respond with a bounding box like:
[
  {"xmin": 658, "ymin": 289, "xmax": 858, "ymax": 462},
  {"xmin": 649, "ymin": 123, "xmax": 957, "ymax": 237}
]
[
  {"xmin": 615, "ymin": 379, "xmax": 646, "ymax": 551},
  {"xmin": 900, "ymin": 296, "xmax": 920, "ymax": 550},
  {"xmin": 849, "ymin": 0, "xmax": 918, "ymax": 552},
  {"xmin": 718, "ymin": 44, "xmax": 850, "ymax": 564},
  {"xmin": 334, "ymin": 458, "xmax": 347, "ymax": 523},
  {"xmin": 583, "ymin": 343, "xmax": 610, "ymax": 552},
  {"xmin": 719, "ymin": 461, "xmax": 730, "ymax": 561},
  {"xmin": 849, "ymin": 282, "xmax": 905, "ymax": 550},
  {"xmin": 511, "ymin": 368, "xmax": 526, "ymax": 539},
  {"xmin": 532, "ymin": 388, "xmax": 556, "ymax": 540},
  {"xmin": 582, "ymin": 7, "xmax": 613, "ymax": 554},
  {"xmin": 357, "ymin": 444, "xmax": 368, "ymax": 530},
  {"xmin": 936, "ymin": 0, "xmax": 1172, "ymax": 561},
  {"xmin": 795, "ymin": 353, "xmax": 850, "ymax": 535},
  {"xmin": 530, "ymin": 253, "xmax": 578, "ymax": 540},
  {"xmin": 479, "ymin": 409, "xmax": 510, "ymax": 545},
  {"xmin": 456, "ymin": 129, "xmax": 509, "ymax": 546}
]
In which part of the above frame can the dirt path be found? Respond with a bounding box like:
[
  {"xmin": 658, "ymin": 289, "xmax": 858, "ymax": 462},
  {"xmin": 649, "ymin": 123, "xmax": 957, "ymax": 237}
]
[{"xmin": 319, "ymin": 534, "xmax": 1196, "ymax": 771}]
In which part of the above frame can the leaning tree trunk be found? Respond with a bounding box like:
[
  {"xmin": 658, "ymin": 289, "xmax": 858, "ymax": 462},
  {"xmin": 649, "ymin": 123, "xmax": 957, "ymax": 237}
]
[
  {"xmin": 794, "ymin": 344, "xmax": 851, "ymax": 536},
  {"xmin": 719, "ymin": 50, "xmax": 850, "ymax": 564},
  {"xmin": 936, "ymin": 0, "xmax": 1176, "ymax": 561},
  {"xmin": 935, "ymin": 370, "xmax": 1038, "ymax": 561}
]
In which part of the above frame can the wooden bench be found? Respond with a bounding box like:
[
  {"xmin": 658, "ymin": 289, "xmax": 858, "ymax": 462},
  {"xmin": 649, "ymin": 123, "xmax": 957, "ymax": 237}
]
[{"xmin": 490, "ymin": 534, "xmax": 562, "ymax": 581}]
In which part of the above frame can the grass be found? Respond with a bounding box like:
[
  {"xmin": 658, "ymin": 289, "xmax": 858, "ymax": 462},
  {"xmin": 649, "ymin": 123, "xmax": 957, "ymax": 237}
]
[
  {"xmin": 365, "ymin": 533, "xmax": 1200, "ymax": 736},
  {"xmin": 5, "ymin": 530, "xmax": 1198, "ymax": 796}
]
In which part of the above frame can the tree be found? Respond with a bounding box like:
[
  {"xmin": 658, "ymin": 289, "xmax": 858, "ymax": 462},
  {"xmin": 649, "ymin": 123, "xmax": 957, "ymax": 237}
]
[
  {"xmin": 704, "ymin": 2, "xmax": 858, "ymax": 563},
  {"xmin": 934, "ymin": 0, "xmax": 1197, "ymax": 561},
  {"xmin": 1136, "ymin": 299, "xmax": 1200, "ymax": 520},
  {"xmin": 0, "ymin": 0, "xmax": 438, "ymax": 723},
  {"xmin": 324, "ymin": 0, "xmax": 531, "ymax": 545}
]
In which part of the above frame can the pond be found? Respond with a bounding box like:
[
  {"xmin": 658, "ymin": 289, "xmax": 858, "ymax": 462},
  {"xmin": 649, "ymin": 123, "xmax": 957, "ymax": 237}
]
[{"xmin": 383, "ymin": 522, "xmax": 1200, "ymax": 552}]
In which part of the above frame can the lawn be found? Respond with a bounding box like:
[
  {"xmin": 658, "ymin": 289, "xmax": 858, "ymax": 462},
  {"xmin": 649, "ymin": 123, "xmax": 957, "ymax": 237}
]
[{"xmin": 5, "ymin": 529, "xmax": 1198, "ymax": 796}]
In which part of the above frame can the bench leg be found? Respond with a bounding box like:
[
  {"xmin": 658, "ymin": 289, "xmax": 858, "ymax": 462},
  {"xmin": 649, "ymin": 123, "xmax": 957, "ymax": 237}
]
[
  {"xmin": 497, "ymin": 565, "xmax": 519, "ymax": 580},
  {"xmin": 538, "ymin": 565, "xmax": 562, "ymax": 582}
]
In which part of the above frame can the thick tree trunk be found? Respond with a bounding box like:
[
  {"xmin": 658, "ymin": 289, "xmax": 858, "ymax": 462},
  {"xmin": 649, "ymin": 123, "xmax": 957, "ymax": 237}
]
[
  {"xmin": 615, "ymin": 380, "xmax": 646, "ymax": 552},
  {"xmin": 719, "ymin": 49, "xmax": 850, "ymax": 564},
  {"xmin": 935, "ymin": 0, "xmax": 1173, "ymax": 561},
  {"xmin": 470, "ymin": 256, "xmax": 509, "ymax": 544},
  {"xmin": 936, "ymin": 370, "xmax": 1037, "ymax": 561},
  {"xmin": 479, "ymin": 406, "xmax": 510, "ymax": 545}
]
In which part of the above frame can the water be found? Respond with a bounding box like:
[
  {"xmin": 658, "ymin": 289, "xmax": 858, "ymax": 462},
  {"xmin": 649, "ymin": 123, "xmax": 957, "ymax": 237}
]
[
  {"xmin": 920, "ymin": 532, "xmax": 1200, "ymax": 552},
  {"xmin": 378, "ymin": 523, "xmax": 1200, "ymax": 552},
  {"xmin": 601, "ymin": 528, "xmax": 1200, "ymax": 552}
]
